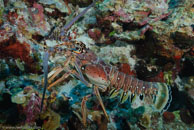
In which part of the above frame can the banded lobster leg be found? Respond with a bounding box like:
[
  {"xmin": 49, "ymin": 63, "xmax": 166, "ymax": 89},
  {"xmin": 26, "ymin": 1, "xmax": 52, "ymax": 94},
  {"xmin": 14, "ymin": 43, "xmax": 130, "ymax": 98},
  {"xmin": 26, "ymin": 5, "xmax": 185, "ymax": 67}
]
[
  {"xmin": 46, "ymin": 54, "xmax": 90, "ymax": 90},
  {"xmin": 46, "ymin": 55, "xmax": 73, "ymax": 90},
  {"xmin": 81, "ymin": 85, "xmax": 109, "ymax": 127},
  {"xmin": 93, "ymin": 85, "xmax": 109, "ymax": 120},
  {"xmin": 81, "ymin": 94, "xmax": 91, "ymax": 127}
]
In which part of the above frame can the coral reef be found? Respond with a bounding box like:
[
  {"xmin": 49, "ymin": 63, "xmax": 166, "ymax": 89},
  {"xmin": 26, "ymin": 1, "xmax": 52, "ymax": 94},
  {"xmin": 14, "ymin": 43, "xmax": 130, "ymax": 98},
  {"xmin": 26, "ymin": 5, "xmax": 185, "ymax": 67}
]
[{"xmin": 0, "ymin": 0, "xmax": 193, "ymax": 129}]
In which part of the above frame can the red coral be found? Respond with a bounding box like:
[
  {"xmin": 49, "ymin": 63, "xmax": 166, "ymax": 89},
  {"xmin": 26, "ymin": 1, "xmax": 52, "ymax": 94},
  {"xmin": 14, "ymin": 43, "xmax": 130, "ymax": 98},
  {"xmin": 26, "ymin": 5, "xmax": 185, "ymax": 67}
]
[
  {"xmin": 88, "ymin": 28, "xmax": 102, "ymax": 41},
  {"xmin": 118, "ymin": 63, "xmax": 136, "ymax": 76},
  {"xmin": 7, "ymin": 11, "xmax": 19, "ymax": 24},
  {"xmin": 147, "ymin": 71, "xmax": 165, "ymax": 83},
  {"xmin": 163, "ymin": 111, "xmax": 175, "ymax": 123},
  {"xmin": 0, "ymin": 40, "xmax": 33, "ymax": 64},
  {"xmin": 0, "ymin": 39, "xmax": 42, "ymax": 73}
]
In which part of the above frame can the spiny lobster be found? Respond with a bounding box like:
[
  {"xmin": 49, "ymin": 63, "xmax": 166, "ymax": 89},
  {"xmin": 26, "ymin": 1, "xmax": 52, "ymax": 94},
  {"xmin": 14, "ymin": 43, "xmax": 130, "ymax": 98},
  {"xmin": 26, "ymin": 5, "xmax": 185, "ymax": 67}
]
[
  {"xmin": 38, "ymin": 0, "xmax": 172, "ymax": 126},
  {"xmin": 42, "ymin": 40, "xmax": 172, "ymax": 126},
  {"xmin": 74, "ymin": 48, "xmax": 172, "ymax": 113}
]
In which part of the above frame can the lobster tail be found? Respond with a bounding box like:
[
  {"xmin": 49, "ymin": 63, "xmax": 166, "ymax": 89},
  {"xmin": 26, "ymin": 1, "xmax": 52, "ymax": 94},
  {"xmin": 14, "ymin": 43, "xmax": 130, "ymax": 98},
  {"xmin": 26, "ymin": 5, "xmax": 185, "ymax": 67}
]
[
  {"xmin": 153, "ymin": 83, "xmax": 172, "ymax": 113},
  {"xmin": 77, "ymin": 54, "xmax": 173, "ymax": 113}
]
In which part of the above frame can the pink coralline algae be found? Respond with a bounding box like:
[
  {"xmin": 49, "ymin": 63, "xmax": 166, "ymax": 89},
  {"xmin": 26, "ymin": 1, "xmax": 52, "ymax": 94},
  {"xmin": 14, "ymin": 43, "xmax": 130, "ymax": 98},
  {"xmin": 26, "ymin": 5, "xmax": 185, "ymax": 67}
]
[
  {"xmin": 30, "ymin": 3, "xmax": 45, "ymax": 23},
  {"xmin": 138, "ymin": 12, "xmax": 172, "ymax": 26},
  {"xmin": 114, "ymin": 9, "xmax": 133, "ymax": 23},
  {"xmin": 88, "ymin": 28, "xmax": 102, "ymax": 41},
  {"xmin": 23, "ymin": 93, "xmax": 41, "ymax": 124},
  {"xmin": 29, "ymin": 3, "xmax": 48, "ymax": 33}
]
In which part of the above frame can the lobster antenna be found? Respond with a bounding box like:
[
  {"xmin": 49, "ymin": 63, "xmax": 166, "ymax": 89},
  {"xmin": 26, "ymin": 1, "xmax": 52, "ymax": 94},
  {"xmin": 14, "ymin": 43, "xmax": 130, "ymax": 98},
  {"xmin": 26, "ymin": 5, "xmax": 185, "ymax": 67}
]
[
  {"xmin": 60, "ymin": 0, "xmax": 99, "ymax": 36},
  {"xmin": 40, "ymin": 0, "xmax": 98, "ymax": 112},
  {"xmin": 40, "ymin": 50, "xmax": 49, "ymax": 112}
]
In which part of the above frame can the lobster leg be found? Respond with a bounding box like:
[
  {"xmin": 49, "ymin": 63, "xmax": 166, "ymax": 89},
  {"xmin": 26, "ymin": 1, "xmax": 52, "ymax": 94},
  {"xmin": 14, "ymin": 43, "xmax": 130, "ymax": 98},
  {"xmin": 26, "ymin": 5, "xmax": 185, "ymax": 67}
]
[
  {"xmin": 81, "ymin": 86, "xmax": 109, "ymax": 126},
  {"xmin": 46, "ymin": 59, "xmax": 90, "ymax": 90},
  {"xmin": 47, "ymin": 63, "xmax": 84, "ymax": 90},
  {"xmin": 44, "ymin": 55, "xmax": 72, "ymax": 89},
  {"xmin": 47, "ymin": 72, "xmax": 71, "ymax": 90},
  {"xmin": 94, "ymin": 85, "xmax": 109, "ymax": 121},
  {"xmin": 81, "ymin": 94, "xmax": 91, "ymax": 127},
  {"xmin": 48, "ymin": 67, "xmax": 64, "ymax": 84}
]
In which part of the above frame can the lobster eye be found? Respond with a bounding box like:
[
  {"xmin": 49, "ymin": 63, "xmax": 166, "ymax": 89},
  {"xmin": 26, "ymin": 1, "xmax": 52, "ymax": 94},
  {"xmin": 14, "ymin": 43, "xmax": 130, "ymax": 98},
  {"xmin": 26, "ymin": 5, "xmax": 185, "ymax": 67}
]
[
  {"xmin": 81, "ymin": 66, "xmax": 85, "ymax": 71},
  {"xmin": 82, "ymin": 49, "xmax": 86, "ymax": 53},
  {"xmin": 139, "ymin": 94, "xmax": 144, "ymax": 100}
]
